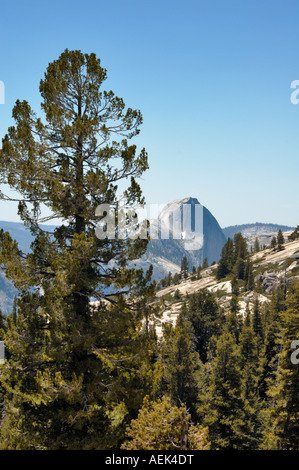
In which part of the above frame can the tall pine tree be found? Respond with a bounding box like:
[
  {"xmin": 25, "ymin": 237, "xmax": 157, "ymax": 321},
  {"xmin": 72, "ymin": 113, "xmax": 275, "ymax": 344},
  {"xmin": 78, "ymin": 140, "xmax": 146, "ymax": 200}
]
[{"xmin": 0, "ymin": 49, "xmax": 156, "ymax": 450}]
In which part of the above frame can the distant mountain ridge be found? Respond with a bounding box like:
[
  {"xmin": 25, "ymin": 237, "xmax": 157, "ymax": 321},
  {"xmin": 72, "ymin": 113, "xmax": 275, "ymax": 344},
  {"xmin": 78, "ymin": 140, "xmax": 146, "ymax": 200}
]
[
  {"xmin": 222, "ymin": 222, "xmax": 295, "ymax": 239},
  {"xmin": 0, "ymin": 220, "xmax": 56, "ymax": 253},
  {"xmin": 0, "ymin": 221, "xmax": 56, "ymax": 315}
]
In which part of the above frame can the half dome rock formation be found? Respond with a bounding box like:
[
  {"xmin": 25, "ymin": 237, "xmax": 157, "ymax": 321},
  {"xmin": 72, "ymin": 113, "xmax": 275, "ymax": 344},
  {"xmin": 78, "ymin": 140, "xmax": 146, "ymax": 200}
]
[{"xmin": 132, "ymin": 197, "xmax": 227, "ymax": 280}]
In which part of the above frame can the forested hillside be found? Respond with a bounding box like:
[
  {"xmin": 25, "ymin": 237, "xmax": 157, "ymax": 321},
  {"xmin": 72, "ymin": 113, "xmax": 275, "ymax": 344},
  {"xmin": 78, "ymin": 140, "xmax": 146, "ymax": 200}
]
[{"xmin": 146, "ymin": 229, "xmax": 299, "ymax": 450}]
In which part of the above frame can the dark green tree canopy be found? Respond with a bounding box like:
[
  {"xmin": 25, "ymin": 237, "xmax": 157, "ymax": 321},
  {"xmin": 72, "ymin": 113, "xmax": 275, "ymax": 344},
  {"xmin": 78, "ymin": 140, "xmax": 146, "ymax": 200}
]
[{"xmin": 0, "ymin": 49, "xmax": 155, "ymax": 450}]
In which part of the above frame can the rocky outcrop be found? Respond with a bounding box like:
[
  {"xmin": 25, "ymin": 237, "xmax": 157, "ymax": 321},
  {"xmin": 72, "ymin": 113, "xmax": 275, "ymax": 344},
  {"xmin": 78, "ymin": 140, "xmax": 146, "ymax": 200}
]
[
  {"xmin": 133, "ymin": 197, "xmax": 227, "ymax": 280},
  {"xmin": 255, "ymin": 270, "xmax": 281, "ymax": 294}
]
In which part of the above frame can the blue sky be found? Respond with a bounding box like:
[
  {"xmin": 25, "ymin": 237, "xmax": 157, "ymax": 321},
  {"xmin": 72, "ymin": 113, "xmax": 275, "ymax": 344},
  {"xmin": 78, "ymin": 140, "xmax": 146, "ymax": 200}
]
[{"xmin": 0, "ymin": 0, "xmax": 299, "ymax": 228}]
